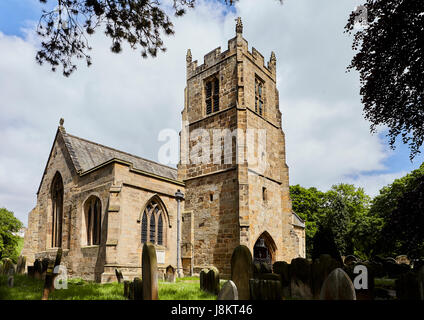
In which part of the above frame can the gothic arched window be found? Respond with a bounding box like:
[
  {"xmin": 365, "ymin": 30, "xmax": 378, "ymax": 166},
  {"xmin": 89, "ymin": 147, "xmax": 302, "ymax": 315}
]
[
  {"xmin": 85, "ymin": 196, "xmax": 102, "ymax": 245},
  {"xmin": 158, "ymin": 214, "xmax": 163, "ymax": 245},
  {"xmin": 141, "ymin": 212, "xmax": 148, "ymax": 243},
  {"xmin": 150, "ymin": 212, "xmax": 156, "ymax": 244},
  {"xmin": 51, "ymin": 172, "xmax": 63, "ymax": 248},
  {"xmin": 140, "ymin": 197, "xmax": 167, "ymax": 246}
]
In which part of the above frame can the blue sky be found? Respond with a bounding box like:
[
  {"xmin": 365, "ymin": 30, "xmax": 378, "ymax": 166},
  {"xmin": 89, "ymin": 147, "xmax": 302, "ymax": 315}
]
[{"xmin": 0, "ymin": 0, "xmax": 423, "ymax": 224}]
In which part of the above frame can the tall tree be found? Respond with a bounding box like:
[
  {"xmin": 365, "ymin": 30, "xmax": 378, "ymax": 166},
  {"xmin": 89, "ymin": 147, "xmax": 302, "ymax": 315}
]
[
  {"xmin": 371, "ymin": 163, "xmax": 424, "ymax": 258},
  {"xmin": 345, "ymin": 0, "xmax": 424, "ymax": 159},
  {"xmin": 0, "ymin": 208, "xmax": 23, "ymax": 263}
]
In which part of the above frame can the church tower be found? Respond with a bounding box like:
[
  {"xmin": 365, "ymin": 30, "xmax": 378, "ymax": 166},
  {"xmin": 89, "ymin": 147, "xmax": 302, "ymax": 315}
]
[{"xmin": 178, "ymin": 18, "xmax": 305, "ymax": 277}]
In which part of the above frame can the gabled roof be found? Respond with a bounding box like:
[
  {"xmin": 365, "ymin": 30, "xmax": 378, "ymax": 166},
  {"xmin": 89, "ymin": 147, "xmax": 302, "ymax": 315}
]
[
  {"xmin": 37, "ymin": 125, "xmax": 179, "ymax": 194},
  {"xmin": 292, "ymin": 211, "xmax": 306, "ymax": 229}
]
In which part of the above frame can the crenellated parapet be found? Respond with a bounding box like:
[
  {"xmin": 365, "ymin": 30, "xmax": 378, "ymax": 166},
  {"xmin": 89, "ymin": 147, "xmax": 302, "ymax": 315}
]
[{"xmin": 186, "ymin": 18, "xmax": 276, "ymax": 81}]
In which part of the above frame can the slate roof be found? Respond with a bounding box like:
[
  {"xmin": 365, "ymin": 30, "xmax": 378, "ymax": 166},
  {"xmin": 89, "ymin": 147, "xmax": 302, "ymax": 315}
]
[{"xmin": 62, "ymin": 129, "xmax": 178, "ymax": 181}]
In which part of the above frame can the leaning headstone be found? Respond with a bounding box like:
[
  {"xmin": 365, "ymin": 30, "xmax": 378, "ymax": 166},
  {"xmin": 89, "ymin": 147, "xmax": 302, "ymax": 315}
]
[
  {"xmin": 133, "ymin": 277, "xmax": 143, "ymax": 300},
  {"xmin": 320, "ymin": 268, "xmax": 356, "ymax": 300},
  {"xmin": 231, "ymin": 245, "xmax": 253, "ymax": 300},
  {"xmin": 115, "ymin": 268, "xmax": 124, "ymax": 283},
  {"xmin": 273, "ymin": 261, "xmax": 290, "ymax": 298},
  {"xmin": 218, "ymin": 280, "xmax": 238, "ymax": 300},
  {"xmin": 142, "ymin": 242, "xmax": 158, "ymax": 300},
  {"xmin": 206, "ymin": 266, "xmax": 220, "ymax": 294},
  {"xmin": 165, "ymin": 265, "xmax": 176, "ymax": 283},
  {"xmin": 16, "ymin": 256, "xmax": 27, "ymax": 274}
]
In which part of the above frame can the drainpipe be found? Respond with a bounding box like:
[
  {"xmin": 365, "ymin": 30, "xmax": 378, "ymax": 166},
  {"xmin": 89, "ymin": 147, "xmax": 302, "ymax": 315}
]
[{"xmin": 175, "ymin": 189, "xmax": 184, "ymax": 277}]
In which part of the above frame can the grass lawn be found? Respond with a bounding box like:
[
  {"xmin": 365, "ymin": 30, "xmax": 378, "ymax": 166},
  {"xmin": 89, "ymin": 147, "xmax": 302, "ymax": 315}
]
[{"xmin": 0, "ymin": 275, "xmax": 216, "ymax": 300}]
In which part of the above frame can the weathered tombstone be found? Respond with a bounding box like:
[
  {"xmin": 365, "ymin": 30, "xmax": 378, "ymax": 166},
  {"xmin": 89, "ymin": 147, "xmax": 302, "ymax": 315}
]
[
  {"xmin": 200, "ymin": 269, "xmax": 208, "ymax": 291},
  {"xmin": 115, "ymin": 268, "xmax": 124, "ymax": 283},
  {"xmin": 290, "ymin": 257, "xmax": 313, "ymax": 299},
  {"xmin": 165, "ymin": 265, "xmax": 176, "ymax": 283},
  {"xmin": 273, "ymin": 261, "xmax": 290, "ymax": 298},
  {"xmin": 33, "ymin": 259, "xmax": 42, "ymax": 279},
  {"xmin": 249, "ymin": 278, "xmax": 282, "ymax": 300},
  {"xmin": 41, "ymin": 258, "xmax": 50, "ymax": 279},
  {"xmin": 311, "ymin": 254, "xmax": 340, "ymax": 299},
  {"xmin": 16, "ymin": 256, "xmax": 27, "ymax": 275},
  {"xmin": 129, "ymin": 281, "xmax": 135, "ymax": 300},
  {"xmin": 52, "ymin": 248, "xmax": 63, "ymax": 285},
  {"xmin": 41, "ymin": 260, "xmax": 55, "ymax": 300},
  {"xmin": 133, "ymin": 277, "xmax": 143, "ymax": 300},
  {"xmin": 206, "ymin": 266, "xmax": 220, "ymax": 294},
  {"xmin": 217, "ymin": 280, "xmax": 238, "ymax": 300},
  {"xmin": 231, "ymin": 245, "xmax": 253, "ymax": 300},
  {"xmin": 142, "ymin": 242, "xmax": 158, "ymax": 300},
  {"xmin": 2, "ymin": 258, "xmax": 14, "ymax": 275},
  {"xmin": 320, "ymin": 268, "xmax": 356, "ymax": 300},
  {"xmin": 27, "ymin": 266, "xmax": 35, "ymax": 278},
  {"xmin": 123, "ymin": 280, "xmax": 130, "ymax": 298},
  {"xmin": 7, "ymin": 267, "xmax": 14, "ymax": 288}
]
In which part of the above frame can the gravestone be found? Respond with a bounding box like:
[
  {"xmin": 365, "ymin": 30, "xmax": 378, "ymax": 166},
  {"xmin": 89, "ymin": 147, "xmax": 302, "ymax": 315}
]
[
  {"xmin": 16, "ymin": 256, "xmax": 27, "ymax": 274},
  {"xmin": 52, "ymin": 249, "xmax": 63, "ymax": 286},
  {"xmin": 142, "ymin": 242, "xmax": 158, "ymax": 300},
  {"xmin": 124, "ymin": 280, "xmax": 130, "ymax": 298},
  {"xmin": 218, "ymin": 280, "xmax": 238, "ymax": 300},
  {"xmin": 41, "ymin": 258, "xmax": 50, "ymax": 279},
  {"xmin": 231, "ymin": 245, "xmax": 253, "ymax": 300},
  {"xmin": 206, "ymin": 266, "xmax": 220, "ymax": 294},
  {"xmin": 2, "ymin": 258, "xmax": 14, "ymax": 276},
  {"xmin": 115, "ymin": 268, "xmax": 124, "ymax": 283},
  {"xmin": 165, "ymin": 265, "xmax": 176, "ymax": 283},
  {"xmin": 320, "ymin": 268, "xmax": 356, "ymax": 300},
  {"xmin": 273, "ymin": 261, "xmax": 290, "ymax": 298},
  {"xmin": 129, "ymin": 281, "xmax": 135, "ymax": 300},
  {"xmin": 200, "ymin": 268, "xmax": 208, "ymax": 291},
  {"xmin": 133, "ymin": 277, "xmax": 143, "ymax": 300},
  {"xmin": 290, "ymin": 257, "xmax": 313, "ymax": 299},
  {"xmin": 27, "ymin": 266, "xmax": 35, "ymax": 278},
  {"xmin": 42, "ymin": 260, "xmax": 55, "ymax": 300},
  {"xmin": 33, "ymin": 259, "xmax": 42, "ymax": 279},
  {"xmin": 7, "ymin": 267, "xmax": 14, "ymax": 288},
  {"xmin": 311, "ymin": 254, "xmax": 340, "ymax": 298},
  {"xmin": 249, "ymin": 278, "xmax": 282, "ymax": 300}
]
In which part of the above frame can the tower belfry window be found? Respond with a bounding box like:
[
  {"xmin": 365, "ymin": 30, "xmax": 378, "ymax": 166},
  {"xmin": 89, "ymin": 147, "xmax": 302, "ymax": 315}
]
[
  {"xmin": 255, "ymin": 78, "xmax": 264, "ymax": 116},
  {"xmin": 206, "ymin": 77, "xmax": 219, "ymax": 115}
]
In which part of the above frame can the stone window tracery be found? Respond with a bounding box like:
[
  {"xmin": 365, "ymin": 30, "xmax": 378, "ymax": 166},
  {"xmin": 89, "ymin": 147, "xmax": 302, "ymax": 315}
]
[
  {"xmin": 85, "ymin": 196, "xmax": 102, "ymax": 246},
  {"xmin": 205, "ymin": 76, "xmax": 219, "ymax": 115},
  {"xmin": 141, "ymin": 198, "xmax": 167, "ymax": 246},
  {"xmin": 51, "ymin": 172, "xmax": 64, "ymax": 248}
]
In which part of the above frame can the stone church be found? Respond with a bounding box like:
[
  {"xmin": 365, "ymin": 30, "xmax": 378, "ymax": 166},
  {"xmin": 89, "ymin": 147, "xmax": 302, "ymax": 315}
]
[{"xmin": 22, "ymin": 18, "xmax": 305, "ymax": 282}]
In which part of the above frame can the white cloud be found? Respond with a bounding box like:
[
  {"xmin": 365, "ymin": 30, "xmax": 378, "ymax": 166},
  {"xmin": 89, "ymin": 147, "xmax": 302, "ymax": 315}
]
[{"xmin": 0, "ymin": 0, "xmax": 411, "ymax": 224}]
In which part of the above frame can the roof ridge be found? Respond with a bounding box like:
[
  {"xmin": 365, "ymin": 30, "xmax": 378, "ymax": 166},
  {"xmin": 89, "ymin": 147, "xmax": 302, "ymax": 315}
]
[{"xmin": 66, "ymin": 133, "xmax": 178, "ymax": 172}]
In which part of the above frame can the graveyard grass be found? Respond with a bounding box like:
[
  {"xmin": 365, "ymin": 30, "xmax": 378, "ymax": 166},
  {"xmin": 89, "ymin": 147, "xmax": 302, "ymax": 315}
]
[{"xmin": 0, "ymin": 275, "xmax": 217, "ymax": 300}]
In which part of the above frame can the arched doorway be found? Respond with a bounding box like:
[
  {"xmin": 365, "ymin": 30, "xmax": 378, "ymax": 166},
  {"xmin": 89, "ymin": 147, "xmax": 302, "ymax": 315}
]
[{"xmin": 253, "ymin": 232, "xmax": 277, "ymax": 267}]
